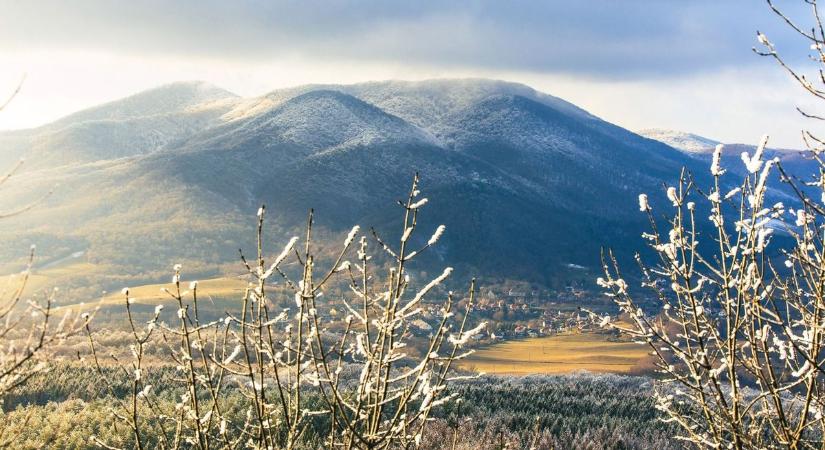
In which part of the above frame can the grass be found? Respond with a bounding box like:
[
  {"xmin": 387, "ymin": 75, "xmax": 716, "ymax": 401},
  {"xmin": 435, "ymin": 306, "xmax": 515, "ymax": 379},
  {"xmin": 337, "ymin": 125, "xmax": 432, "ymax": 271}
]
[
  {"xmin": 24, "ymin": 262, "xmax": 98, "ymax": 293},
  {"xmin": 457, "ymin": 332, "xmax": 649, "ymax": 375},
  {"xmin": 53, "ymin": 276, "xmax": 250, "ymax": 314},
  {"xmin": 100, "ymin": 277, "xmax": 248, "ymax": 305}
]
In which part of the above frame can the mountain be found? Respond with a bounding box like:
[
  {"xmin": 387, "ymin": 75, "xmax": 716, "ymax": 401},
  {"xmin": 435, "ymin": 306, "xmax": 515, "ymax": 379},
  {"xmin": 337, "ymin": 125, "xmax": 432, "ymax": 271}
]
[
  {"xmin": 0, "ymin": 82, "xmax": 240, "ymax": 170},
  {"xmin": 222, "ymin": 79, "xmax": 598, "ymax": 132},
  {"xmin": 637, "ymin": 129, "xmax": 721, "ymax": 154},
  {"xmin": 639, "ymin": 128, "xmax": 816, "ymax": 179},
  {"xmin": 0, "ymin": 80, "xmax": 739, "ymax": 300}
]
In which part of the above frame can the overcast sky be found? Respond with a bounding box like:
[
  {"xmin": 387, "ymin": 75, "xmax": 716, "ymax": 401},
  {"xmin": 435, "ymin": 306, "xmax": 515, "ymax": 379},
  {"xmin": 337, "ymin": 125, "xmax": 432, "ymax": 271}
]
[{"xmin": 0, "ymin": 0, "xmax": 820, "ymax": 147}]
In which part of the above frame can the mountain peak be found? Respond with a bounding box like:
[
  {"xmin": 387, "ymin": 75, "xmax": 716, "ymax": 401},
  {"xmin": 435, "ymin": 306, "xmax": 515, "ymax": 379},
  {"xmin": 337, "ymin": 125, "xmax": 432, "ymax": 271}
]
[
  {"xmin": 342, "ymin": 78, "xmax": 598, "ymax": 127},
  {"xmin": 285, "ymin": 89, "xmax": 371, "ymax": 107},
  {"xmin": 221, "ymin": 78, "xmax": 597, "ymax": 132},
  {"xmin": 200, "ymin": 88, "xmax": 438, "ymax": 153},
  {"xmin": 45, "ymin": 81, "xmax": 238, "ymax": 130}
]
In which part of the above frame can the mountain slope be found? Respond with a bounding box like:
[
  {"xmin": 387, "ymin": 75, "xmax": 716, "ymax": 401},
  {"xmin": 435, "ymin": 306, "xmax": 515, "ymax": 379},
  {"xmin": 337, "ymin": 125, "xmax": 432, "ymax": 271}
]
[
  {"xmin": 0, "ymin": 79, "xmax": 723, "ymax": 299},
  {"xmin": 0, "ymin": 82, "xmax": 240, "ymax": 170},
  {"xmin": 47, "ymin": 81, "xmax": 238, "ymax": 129}
]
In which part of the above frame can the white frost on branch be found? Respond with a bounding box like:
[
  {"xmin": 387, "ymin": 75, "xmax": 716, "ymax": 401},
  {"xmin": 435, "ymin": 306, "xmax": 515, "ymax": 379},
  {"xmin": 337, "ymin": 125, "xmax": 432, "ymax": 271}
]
[
  {"xmin": 223, "ymin": 345, "xmax": 242, "ymax": 365},
  {"xmin": 344, "ymin": 225, "xmax": 360, "ymax": 248},
  {"xmin": 741, "ymin": 135, "xmax": 769, "ymax": 174},
  {"xmin": 711, "ymin": 144, "xmax": 725, "ymax": 176},
  {"xmin": 409, "ymin": 198, "xmax": 428, "ymax": 209},
  {"xmin": 427, "ymin": 225, "xmax": 446, "ymax": 246},
  {"xmin": 667, "ymin": 187, "xmax": 679, "ymax": 206},
  {"xmin": 262, "ymin": 236, "xmax": 299, "ymax": 280},
  {"xmin": 448, "ymin": 322, "xmax": 487, "ymax": 346},
  {"xmin": 399, "ymin": 267, "xmax": 453, "ymax": 314}
]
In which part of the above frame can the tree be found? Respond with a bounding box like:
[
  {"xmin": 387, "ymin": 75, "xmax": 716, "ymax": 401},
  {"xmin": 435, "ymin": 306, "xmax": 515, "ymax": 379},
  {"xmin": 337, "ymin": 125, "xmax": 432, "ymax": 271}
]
[
  {"xmin": 0, "ymin": 81, "xmax": 85, "ymax": 407},
  {"xmin": 86, "ymin": 174, "xmax": 482, "ymax": 449},
  {"xmin": 593, "ymin": 2, "xmax": 825, "ymax": 447}
]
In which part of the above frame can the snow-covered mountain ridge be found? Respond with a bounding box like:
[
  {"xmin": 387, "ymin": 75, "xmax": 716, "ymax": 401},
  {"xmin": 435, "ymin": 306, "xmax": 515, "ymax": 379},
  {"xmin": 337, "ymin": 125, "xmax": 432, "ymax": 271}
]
[
  {"xmin": 637, "ymin": 129, "xmax": 721, "ymax": 153},
  {"xmin": 0, "ymin": 79, "xmax": 746, "ymax": 292}
]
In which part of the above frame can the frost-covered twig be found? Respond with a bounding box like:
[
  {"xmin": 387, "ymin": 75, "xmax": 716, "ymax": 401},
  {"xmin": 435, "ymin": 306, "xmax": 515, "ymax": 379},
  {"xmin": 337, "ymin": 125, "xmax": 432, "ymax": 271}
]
[{"xmin": 87, "ymin": 174, "xmax": 479, "ymax": 449}]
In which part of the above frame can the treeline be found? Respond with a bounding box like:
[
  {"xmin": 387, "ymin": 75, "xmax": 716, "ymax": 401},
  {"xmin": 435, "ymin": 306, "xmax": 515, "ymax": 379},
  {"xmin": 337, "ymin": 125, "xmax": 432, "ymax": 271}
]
[
  {"xmin": 1, "ymin": 365, "xmax": 683, "ymax": 449},
  {"xmin": 430, "ymin": 373, "xmax": 682, "ymax": 449}
]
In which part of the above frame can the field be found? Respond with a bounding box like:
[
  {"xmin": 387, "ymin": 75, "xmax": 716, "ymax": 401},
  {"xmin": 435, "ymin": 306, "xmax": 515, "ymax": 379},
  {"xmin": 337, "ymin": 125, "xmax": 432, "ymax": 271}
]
[
  {"xmin": 24, "ymin": 261, "xmax": 98, "ymax": 294},
  {"xmin": 458, "ymin": 332, "xmax": 649, "ymax": 375},
  {"xmin": 48, "ymin": 274, "xmax": 251, "ymax": 316},
  {"xmin": 18, "ymin": 263, "xmax": 651, "ymax": 377},
  {"xmin": 94, "ymin": 276, "xmax": 248, "ymax": 306}
]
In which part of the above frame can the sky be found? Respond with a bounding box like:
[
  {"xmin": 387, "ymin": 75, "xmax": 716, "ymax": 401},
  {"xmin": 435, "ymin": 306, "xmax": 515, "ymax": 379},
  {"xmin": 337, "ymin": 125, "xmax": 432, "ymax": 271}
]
[{"xmin": 0, "ymin": 0, "xmax": 821, "ymax": 148}]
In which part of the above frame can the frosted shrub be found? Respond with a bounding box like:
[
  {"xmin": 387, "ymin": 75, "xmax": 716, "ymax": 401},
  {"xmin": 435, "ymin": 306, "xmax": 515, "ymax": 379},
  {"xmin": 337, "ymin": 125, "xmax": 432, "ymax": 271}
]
[
  {"xmin": 86, "ymin": 174, "xmax": 480, "ymax": 449},
  {"xmin": 0, "ymin": 87, "xmax": 87, "ymax": 414},
  {"xmin": 590, "ymin": 2, "xmax": 825, "ymax": 447},
  {"xmin": 595, "ymin": 138, "xmax": 825, "ymax": 448},
  {"xmin": 0, "ymin": 244, "xmax": 86, "ymax": 402}
]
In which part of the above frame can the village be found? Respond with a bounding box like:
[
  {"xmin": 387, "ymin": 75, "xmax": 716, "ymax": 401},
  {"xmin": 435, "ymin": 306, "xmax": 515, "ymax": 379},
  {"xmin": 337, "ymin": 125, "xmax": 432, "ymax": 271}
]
[{"xmin": 399, "ymin": 282, "xmax": 619, "ymax": 343}]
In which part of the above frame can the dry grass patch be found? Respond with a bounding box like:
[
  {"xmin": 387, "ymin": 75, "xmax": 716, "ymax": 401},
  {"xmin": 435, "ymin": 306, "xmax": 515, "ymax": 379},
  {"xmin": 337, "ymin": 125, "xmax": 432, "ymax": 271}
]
[
  {"xmin": 458, "ymin": 332, "xmax": 648, "ymax": 375},
  {"xmin": 24, "ymin": 262, "xmax": 98, "ymax": 293},
  {"xmin": 53, "ymin": 276, "xmax": 249, "ymax": 314}
]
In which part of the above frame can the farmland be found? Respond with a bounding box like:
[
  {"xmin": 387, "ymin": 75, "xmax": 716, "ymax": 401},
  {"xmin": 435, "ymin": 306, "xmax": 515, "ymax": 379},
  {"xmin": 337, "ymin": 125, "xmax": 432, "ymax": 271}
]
[{"xmin": 458, "ymin": 332, "xmax": 649, "ymax": 375}]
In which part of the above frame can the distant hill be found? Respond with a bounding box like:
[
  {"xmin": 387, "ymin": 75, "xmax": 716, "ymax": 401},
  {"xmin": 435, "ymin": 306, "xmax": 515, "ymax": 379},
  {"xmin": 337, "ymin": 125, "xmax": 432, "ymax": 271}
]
[
  {"xmin": 637, "ymin": 129, "xmax": 721, "ymax": 154},
  {"xmin": 638, "ymin": 128, "xmax": 815, "ymax": 179},
  {"xmin": 0, "ymin": 81, "xmax": 239, "ymax": 169}
]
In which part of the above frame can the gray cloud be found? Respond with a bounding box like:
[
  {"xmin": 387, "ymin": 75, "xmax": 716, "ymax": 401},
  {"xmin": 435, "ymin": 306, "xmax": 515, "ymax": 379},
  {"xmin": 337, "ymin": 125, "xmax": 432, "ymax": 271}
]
[{"xmin": 0, "ymin": 0, "xmax": 814, "ymax": 80}]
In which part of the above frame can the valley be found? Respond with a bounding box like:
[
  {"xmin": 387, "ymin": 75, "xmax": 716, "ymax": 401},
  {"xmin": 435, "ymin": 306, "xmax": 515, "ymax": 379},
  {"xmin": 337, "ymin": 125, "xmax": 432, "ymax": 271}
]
[{"xmin": 0, "ymin": 78, "xmax": 806, "ymax": 381}]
